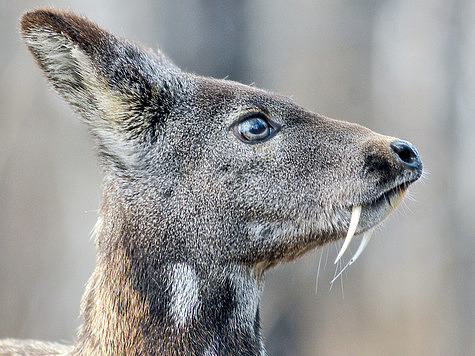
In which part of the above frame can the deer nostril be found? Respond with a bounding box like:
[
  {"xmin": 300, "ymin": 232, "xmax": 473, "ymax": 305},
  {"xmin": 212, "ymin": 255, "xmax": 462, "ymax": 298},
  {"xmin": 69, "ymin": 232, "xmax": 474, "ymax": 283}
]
[{"xmin": 390, "ymin": 140, "xmax": 422, "ymax": 170}]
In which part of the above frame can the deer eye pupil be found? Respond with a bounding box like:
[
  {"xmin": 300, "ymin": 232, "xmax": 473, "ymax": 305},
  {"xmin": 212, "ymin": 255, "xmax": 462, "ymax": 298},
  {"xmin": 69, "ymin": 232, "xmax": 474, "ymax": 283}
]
[{"xmin": 234, "ymin": 114, "xmax": 280, "ymax": 143}]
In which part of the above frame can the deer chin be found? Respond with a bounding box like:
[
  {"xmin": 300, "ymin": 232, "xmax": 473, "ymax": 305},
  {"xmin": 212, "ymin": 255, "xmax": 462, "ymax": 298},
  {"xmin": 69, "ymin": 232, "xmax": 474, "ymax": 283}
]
[
  {"xmin": 334, "ymin": 185, "xmax": 407, "ymax": 266},
  {"xmin": 247, "ymin": 184, "xmax": 408, "ymax": 270}
]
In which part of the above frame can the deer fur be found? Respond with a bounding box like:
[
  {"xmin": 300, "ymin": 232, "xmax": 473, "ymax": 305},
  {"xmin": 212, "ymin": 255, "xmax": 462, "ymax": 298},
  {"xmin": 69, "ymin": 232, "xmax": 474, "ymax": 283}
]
[{"xmin": 0, "ymin": 9, "xmax": 422, "ymax": 356}]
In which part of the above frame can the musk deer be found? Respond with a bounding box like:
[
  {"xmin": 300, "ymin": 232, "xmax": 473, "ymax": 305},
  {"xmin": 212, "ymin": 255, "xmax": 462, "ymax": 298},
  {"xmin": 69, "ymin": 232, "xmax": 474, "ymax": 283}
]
[{"xmin": 1, "ymin": 9, "xmax": 423, "ymax": 356}]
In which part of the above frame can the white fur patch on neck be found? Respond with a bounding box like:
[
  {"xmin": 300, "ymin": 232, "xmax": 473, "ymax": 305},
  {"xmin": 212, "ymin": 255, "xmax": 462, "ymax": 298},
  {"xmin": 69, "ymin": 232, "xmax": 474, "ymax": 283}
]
[
  {"xmin": 169, "ymin": 263, "xmax": 200, "ymax": 329},
  {"xmin": 229, "ymin": 265, "xmax": 262, "ymax": 331}
]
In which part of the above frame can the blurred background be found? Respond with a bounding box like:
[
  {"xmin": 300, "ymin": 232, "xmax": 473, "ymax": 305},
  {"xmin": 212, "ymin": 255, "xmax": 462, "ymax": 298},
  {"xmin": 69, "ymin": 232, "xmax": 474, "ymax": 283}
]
[{"xmin": 0, "ymin": 1, "xmax": 473, "ymax": 355}]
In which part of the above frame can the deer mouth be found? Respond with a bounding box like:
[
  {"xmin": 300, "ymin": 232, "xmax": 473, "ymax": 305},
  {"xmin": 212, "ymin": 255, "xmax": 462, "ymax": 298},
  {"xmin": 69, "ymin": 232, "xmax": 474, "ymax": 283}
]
[{"xmin": 334, "ymin": 182, "xmax": 408, "ymax": 266}]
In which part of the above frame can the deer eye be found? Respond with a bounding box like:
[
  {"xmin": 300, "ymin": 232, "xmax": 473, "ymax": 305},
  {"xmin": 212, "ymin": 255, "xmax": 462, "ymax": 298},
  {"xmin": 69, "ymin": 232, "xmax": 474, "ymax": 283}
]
[{"xmin": 234, "ymin": 113, "xmax": 280, "ymax": 143}]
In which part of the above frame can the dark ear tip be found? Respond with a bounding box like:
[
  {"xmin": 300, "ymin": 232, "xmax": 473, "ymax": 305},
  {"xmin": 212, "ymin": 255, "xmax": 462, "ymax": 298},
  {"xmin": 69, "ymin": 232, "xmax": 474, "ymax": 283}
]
[
  {"xmin": 21, "ymin": 10, "xmax": 41, "ymax": 35},
  {"xmin": 20, "ymin": 8, "xmax": 105, "ymax": 52},
  {"xmin": 20, "ymin": 8, "xmax": 97, "ymax": 34},
  {"xmin": 21, "ymin": 8, "xmax": 62, "ymax": 35}
]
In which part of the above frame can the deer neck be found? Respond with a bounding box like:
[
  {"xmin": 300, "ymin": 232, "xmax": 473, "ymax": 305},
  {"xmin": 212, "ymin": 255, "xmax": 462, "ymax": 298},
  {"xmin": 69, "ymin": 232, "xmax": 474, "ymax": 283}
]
[{"xmin": 74, "ymin": 190, "xmax": 266, "ymax": 356}]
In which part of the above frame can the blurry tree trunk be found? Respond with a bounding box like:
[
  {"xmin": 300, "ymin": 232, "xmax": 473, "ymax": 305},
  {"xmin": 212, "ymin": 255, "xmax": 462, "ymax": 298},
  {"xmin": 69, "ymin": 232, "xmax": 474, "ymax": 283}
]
[
  {"xmin": 447, "ymin": 0, "xmax": 475, "ymax": 353},
  {"xmin": 372, "ymin": 0, "xmax": 474, "ymax": 354}
]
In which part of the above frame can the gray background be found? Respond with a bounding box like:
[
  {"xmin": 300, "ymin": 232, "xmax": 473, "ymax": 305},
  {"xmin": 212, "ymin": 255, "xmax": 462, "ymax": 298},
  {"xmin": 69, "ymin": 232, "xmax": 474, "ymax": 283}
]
[{"xmin": 1, "ymin": 1, "xmax": 473, "ymax": 355}]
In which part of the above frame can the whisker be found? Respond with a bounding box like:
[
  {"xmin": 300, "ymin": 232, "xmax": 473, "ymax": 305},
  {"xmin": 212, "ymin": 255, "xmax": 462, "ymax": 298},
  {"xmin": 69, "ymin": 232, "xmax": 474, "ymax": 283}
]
[
  {"xmin": 315, "ymin": 249, "xmax": 323, "ymax": 295},
  {"xmin": 330, "ymin": 259, "xmax": 350, "ymax": 286},
  {"xmin": 401, "ymin": 198, "xmax": 414, "ymax": 214},
  {"xmin": 324, "ymin": 244, "xmax": 330, "ymax": 270},
  {"xmin": 329, "ymin": 245, "xmax": 341, "ymax": 291}
]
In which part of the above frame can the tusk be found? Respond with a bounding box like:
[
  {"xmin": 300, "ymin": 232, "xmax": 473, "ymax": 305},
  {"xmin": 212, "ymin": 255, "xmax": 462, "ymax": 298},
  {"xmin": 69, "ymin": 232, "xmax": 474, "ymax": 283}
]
[
  {"xmin": 384, "ymin": 189, "xmax": 407, "ymax": 218},
  {"xmin": 334, "ymin": 205, "xmax": 362, "ymax": 264},
  {"xmin": 348, "ymin": 228, "xmax": 375, "ymax": 265},
  {"xmin": 330, "ymin": 228, "xmax": 376, "ymax": 285}
]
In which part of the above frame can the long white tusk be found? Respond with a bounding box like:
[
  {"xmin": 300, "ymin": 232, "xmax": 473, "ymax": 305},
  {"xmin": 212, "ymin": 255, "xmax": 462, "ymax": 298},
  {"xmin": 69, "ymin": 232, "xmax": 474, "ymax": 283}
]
[
  {"xmin": 330, "ymin": 228, "xmax": 376, "ymax": 285},
  {"xmin": 334, "ymin": 205, "xmax": 362, "ymax": 264},
  {"xmin": 348, "ymin": 228, "xmax": 375, "ymax": 265}
]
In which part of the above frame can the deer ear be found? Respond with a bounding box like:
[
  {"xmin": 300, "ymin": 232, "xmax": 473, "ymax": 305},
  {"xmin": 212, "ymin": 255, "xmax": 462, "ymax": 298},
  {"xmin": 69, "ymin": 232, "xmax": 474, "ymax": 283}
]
[{"xmin": 20, "ymin": 9, "xmax": 184, "ymax": 131}]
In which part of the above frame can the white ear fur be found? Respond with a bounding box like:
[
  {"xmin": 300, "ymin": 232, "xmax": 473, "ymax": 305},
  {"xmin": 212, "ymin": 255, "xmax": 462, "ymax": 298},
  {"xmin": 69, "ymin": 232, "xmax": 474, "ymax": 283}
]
[
  {"xmin": 21, "ymin": 10, "xmax": 189, "ymax": 171},
  {"xmin": 23, "ymin": 25, "xmax": 143, "ymax": 169},
  {"xmin": 23, "ymin": 26, "xmax": 103, "ymax": 118},
  {"xmin": 24, "ymin": 28, "xmax": 80, "ymax": 86}
]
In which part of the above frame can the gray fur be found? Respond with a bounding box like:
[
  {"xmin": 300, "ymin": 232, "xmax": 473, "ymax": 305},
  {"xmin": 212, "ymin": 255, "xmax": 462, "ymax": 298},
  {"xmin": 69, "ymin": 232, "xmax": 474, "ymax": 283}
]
[{"xmin": 1, "ymin": 8, "xmax": 422, "ymax": 356}]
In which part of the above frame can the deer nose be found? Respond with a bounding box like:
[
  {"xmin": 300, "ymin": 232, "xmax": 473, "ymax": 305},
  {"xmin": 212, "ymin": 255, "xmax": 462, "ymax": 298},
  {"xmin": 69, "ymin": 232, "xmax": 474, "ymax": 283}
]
[{"xmin": 390, "ymin": 140, "xmax": 422, "ymax": 171}]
